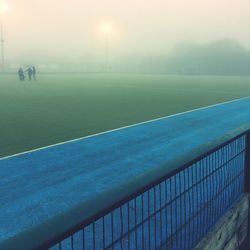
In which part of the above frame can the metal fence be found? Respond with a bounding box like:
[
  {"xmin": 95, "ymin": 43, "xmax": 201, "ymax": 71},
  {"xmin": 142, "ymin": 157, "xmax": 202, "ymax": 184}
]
[{"xmin": 45, "ymin": 131, "xmax": 249, "ymax": 250}]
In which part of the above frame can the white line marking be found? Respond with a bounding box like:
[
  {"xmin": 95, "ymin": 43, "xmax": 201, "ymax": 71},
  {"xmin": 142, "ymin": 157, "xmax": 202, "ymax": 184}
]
[{"xmin": 1, "ymin": 96, "xmax": 249, "ymax": 161}]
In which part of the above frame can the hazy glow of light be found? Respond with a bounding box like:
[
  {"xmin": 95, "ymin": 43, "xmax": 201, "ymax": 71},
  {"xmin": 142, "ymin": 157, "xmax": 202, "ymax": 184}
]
[
  {"xmin": 3, "ymin": 0, "xmax": 250, "ymax": 58},
  {"xmin": 100, "ymin": 23, "xmax": 113, "ymax": 34},
  {"xmin": 0, "ymin": 1, "xmax": 9, "ymax": 14}
]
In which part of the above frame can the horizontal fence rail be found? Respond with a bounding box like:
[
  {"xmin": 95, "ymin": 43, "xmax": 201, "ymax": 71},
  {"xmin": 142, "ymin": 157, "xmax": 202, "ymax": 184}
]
[{"xmin": 42, "ymin": 132, "xmax": 249, "ymax": 250}]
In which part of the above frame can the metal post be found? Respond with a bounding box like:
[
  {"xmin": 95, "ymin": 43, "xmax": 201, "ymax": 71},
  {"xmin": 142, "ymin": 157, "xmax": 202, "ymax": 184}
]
[
  {"xmin": 0, "ymin": 13, "xmax": 5, "ymax": 72},
  {"xmin": 105, "ymin": 33, "xmax": 109, "ymax": 72},
  {"xmin": 244, "ymin": 131, "xmax": 250, "ymax": 193},
  {"xmin": 244, "ymin": 130, "xmax": 250, "ymax": 241}
]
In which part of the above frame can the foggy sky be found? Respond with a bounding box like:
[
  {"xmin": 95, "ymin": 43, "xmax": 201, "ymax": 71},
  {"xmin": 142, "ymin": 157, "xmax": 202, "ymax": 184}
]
[{"xmin": 3, "ymin": 0, "xmax": 250, "ymax": 61}]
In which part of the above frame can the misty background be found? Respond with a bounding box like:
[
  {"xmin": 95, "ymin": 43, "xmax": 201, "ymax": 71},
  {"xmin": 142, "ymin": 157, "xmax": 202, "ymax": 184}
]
[{"xmin": 2, "ymin": 0, "xmax": 250, "ymax": 75}]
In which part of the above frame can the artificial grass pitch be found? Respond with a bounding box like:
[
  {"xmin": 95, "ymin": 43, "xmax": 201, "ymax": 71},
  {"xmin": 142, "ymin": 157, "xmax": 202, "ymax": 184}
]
[{"xmin": 0, "ymin": 73, "xmax": 250, "ymax": 158}]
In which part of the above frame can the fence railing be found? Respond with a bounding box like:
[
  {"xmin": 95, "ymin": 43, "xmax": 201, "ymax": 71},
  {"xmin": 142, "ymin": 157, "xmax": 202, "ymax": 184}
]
[
  {"xmin": 1, "ymin": 130, "xmax": 248, "ymax": 250},
  {"xmin": 34, "ymin": 130, "xmax": 249, "ymax": 250}
]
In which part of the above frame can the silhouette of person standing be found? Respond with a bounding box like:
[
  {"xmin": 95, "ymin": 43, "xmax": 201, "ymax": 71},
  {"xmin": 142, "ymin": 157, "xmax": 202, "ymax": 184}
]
[
  {"xmin": 26, "ymin": 67, "xmax": 33, "ymax": 81},
  {"xmin": 32, "ymin": 66, "xmax": 36, "ymax": 80},
  {"xmin": 18, "ymin": 68, "xmax": 25, "ymax": 81}
]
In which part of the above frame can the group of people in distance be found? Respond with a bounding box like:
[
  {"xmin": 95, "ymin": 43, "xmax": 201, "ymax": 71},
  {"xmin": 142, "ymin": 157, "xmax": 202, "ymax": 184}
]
[{"xmin": 18, "ymin": 66, "xmax": 36, "ymax": 81}]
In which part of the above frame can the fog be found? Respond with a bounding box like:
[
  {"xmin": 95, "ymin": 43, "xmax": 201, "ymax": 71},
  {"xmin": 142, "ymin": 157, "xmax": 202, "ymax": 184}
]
[{"xmin": 2, "ymin": 0, "xmax": 250, "ymax": 73}]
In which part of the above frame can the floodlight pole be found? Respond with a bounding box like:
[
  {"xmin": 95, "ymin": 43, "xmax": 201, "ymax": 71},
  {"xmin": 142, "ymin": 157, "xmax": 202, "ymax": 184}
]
[
  {"xmin": 104, "ymin": 33, "xmax": 109, "ymax": 72},
  {"xmin": 0, "ymin": 13, "xmax": 5, "ymax": 72}
]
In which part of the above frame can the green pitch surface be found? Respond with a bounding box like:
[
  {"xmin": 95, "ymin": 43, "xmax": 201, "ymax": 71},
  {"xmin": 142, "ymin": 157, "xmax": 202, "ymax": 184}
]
[{"xmin": 0, "ymin": 74, "xmax": 250, "ymax": 158}]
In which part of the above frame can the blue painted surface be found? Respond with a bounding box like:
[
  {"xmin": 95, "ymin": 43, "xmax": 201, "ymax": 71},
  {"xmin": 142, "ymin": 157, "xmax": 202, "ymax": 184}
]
[
  {"xmin": 53, "ymin": 134, "xmax": 246, "ymax": 250},
  {"xmin": 1, "ymin": 98, "xmax": 250, "ymax": 245}
]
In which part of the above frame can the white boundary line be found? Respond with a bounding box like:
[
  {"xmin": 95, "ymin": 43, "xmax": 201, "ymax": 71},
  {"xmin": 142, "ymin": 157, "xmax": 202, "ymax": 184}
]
[{"xmin": 1, "ymin": 96, "xmax": 249, "ymax": 161}]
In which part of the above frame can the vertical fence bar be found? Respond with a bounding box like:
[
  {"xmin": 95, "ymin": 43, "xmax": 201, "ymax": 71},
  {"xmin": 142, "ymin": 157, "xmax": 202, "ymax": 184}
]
[
  {"xmin": 128, "ymin": 202, "xmax": 131, "ymax": 250},
  {"xmin": 244, "ymin": 130, "xmax": 250, "ymax": 239},
  {"xmin": 244, "ymin": 131, "xmax": 250, "ymax": 193}
]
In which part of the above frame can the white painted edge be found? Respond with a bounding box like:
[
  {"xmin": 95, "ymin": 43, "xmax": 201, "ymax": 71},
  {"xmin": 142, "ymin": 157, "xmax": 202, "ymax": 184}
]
[{"xmin": 1, "ymin": 96, "xmax": 249, "ymax": 161}]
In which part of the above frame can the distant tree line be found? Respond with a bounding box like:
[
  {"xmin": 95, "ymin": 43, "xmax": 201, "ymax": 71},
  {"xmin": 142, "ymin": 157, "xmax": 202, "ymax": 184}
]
[
  {"xmin": 165, "ymin": 39, "xmax": 250, "ymax": 75},
  {"xmin": 7, "ymin": 39, "xmax": 250, "ymax": 75},
  {"xmin": 112, "ymin": 39, "xmax": 250, "ymax": 75}
]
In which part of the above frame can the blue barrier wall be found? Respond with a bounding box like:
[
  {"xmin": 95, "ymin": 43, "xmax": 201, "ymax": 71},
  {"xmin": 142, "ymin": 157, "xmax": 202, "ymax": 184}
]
[{"xmin": 49, "ymin": 135, "xmax": 246, "ymax": 250}]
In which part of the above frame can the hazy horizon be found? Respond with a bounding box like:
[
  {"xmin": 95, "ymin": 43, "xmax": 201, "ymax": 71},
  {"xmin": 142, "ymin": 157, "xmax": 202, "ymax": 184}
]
[{"xmin": 2, "ymin": 0, "xmax": 250, "ymax": 61}]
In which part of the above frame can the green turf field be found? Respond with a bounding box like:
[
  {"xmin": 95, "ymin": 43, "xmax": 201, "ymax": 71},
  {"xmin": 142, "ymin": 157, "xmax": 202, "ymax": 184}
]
[{"xmin": 0, "ymin": 73, "xmax": 250, "ymax": 158}]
